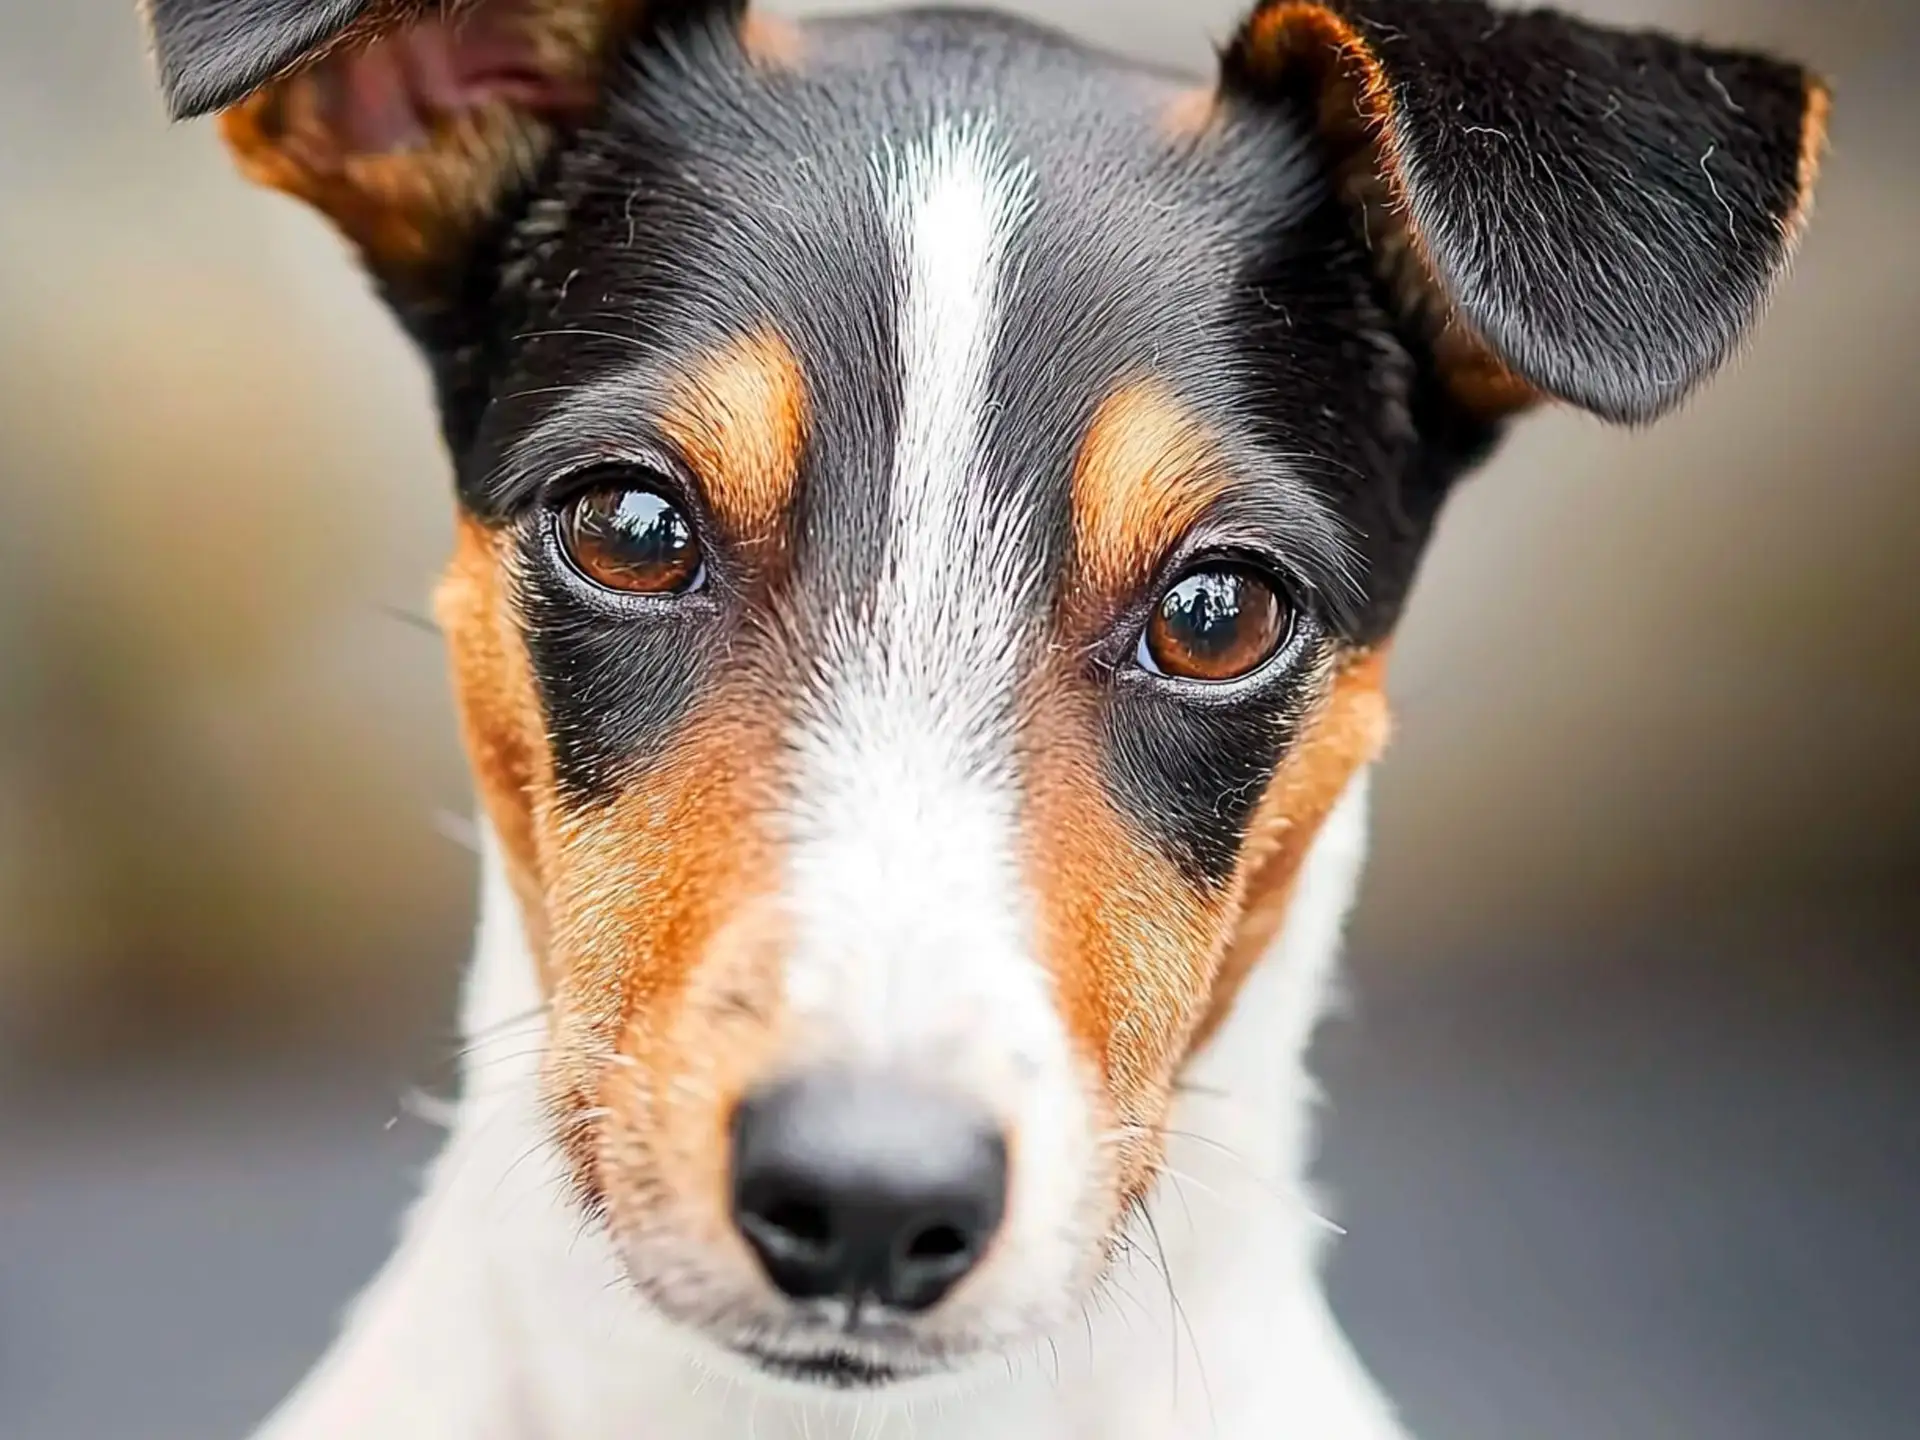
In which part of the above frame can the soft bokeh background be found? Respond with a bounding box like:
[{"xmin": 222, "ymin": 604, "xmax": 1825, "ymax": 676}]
[{"xmin": 2, "ymin": 1, "xmax": 1915, "ymax": 1436}]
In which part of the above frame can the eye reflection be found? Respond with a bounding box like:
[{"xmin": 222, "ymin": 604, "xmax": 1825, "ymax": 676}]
[
  {"xmin": 1140, "ymin": 567, "xmax": 1288, "ymax": 682},
  {"xmin": 559, "ymin": 485, "xmax": 703, "ymax": 595}
]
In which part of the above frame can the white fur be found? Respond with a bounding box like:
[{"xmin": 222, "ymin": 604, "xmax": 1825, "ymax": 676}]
[
  {"xmin": 782, "ymin": 124, "xmax": 1093, "ymax": 1289},
  {"xmin": 786, "ymin": 122, "xmax": 1043, "ymax": 1072},
  {"xmin": 251, "ymin": 776, "xmax": 1409, "ymax": 1439}
]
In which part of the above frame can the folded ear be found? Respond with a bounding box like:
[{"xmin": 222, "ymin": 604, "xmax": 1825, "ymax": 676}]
[
  {"xmin": 1222, "ymin": 0, "xmax": 1830, "ymax": 423},
  {"xmin": 140, "ymin": 0, "xmax": 696, "ymax": 298}
]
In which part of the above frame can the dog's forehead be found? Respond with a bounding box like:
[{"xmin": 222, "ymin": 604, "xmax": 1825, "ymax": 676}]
[{"xmin": 471, "ymin": 9, "xmax": 1319, "ymax": 515}]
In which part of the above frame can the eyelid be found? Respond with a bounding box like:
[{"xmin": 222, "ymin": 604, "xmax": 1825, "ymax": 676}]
[
  {"xmin": 536, "ymin": 447, "xmax": 692, "ymax": 507},
  {"xmin": 1154, "ymin": 529, "xmax": 1318, "ymax": 614},
  {"xmin": 1175, "ymin": 480, "xmax": 1361, "ymax": 628},
  {"xmin": 476, "ymin": 398, "xmax": 700, "ymax": 512}
]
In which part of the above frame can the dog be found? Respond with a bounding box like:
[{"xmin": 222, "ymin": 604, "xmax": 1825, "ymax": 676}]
[{"xmin": 141, "ymin": 2, "xmax": 1827, "ymax": 1435}]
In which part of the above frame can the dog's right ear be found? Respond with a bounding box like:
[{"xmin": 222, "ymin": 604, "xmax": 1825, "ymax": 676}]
[{"xmin": 140, "ymin": 1, "xmax": 727, "ymax": 299}]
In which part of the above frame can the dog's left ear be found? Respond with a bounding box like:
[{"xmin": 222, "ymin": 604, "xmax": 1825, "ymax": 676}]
[
  {"xmin": 1221, "ymin": 1, "xmax": 1830, "ymax": 423},
  {"xmin": 140, "ymin": 1, "xmax": 700, "ymax": 300}
]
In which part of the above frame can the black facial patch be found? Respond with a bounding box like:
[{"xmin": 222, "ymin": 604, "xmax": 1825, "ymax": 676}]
[
  {"xmin": 1103, "ymin": 637, "xmax": 1332, "ymax": 884},
  {"xmin": 510, "ymin": 503, "xmax": 729, "ymax": 798}
]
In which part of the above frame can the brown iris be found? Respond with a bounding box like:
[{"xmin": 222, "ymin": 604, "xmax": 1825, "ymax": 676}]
[
  {"xmin": 559, "ymin": 484, "xmax": 703, "ymax": 595},
  {"xmin": 1142, "ymin": 567, "xmax": 1289, "ymax": 681}
]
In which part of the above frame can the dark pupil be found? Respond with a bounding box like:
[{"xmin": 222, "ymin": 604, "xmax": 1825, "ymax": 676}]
[
  {"xmin": 585, "ymin": 490, "xmax": 692, "ymax": 579},
  {"xmin": 1162, "ymin": 571, "xmax": 1252, "ymax": 657}
]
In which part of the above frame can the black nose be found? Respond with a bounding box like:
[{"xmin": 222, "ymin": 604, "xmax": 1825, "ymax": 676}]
[{"xmin": 729, "ymin": 1071, "xmax": 1008, "ymax": 1312}]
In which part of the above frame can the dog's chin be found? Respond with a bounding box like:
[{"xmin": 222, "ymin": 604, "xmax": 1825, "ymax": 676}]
[
  {"xmin": 616, "ymin": 1265, "xmax": 985, "ymax": 1395},
  {"xmin": 696, "ymin": 1324, "xmax": 982, "ymax": 1395}
]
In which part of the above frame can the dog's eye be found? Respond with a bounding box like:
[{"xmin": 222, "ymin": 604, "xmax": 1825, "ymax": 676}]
[
  {"xmin": 558, "ymin": 483, "xmax": 704, "ymax": 595},
  {"xmin": 1138, "ymin": 567, "xmax": 1290, "ymax": 682}
]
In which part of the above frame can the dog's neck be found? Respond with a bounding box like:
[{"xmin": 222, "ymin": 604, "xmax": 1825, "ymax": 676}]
[{"xmin": 255, "ymin": 775, "xmax": 1404, "ymax": 1440}]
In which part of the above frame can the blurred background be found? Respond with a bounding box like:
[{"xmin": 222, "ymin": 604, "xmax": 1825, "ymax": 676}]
[{"xmin": 1, "ymin": 0, "xmax": 1914, "ymax": 1436}]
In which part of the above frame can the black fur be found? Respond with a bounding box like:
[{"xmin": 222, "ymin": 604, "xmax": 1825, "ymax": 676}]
[
  {"xmin": 146, "ymin": 0, "xmax": 368, "ymax": 117},
  {"xmin": 1224, "ymin": 0, "xmax": 1825, "ymax": 423}
]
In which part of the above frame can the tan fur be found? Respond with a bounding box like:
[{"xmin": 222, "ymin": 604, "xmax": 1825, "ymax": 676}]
[
  {"xmin": 1191, "ymin": 648, "xmax": 1390, "ymax": 1051},
  {"xmin": 435, "ymin": 518, "xmax": 556, "ymax": 979},
  {"xmin": 1040, "ymin": 398, "xmax": 1395, "ymax": 1210},
  {"xmin": 1049, "ymin": 384, "xmax": 1395, "ymax": 1204},
  {"xmin": 1019, "ymin": 655, "xmax": 1229, "ymax": 1205},
  {"xmin": 436, "ymin": 513, "xmax": 791, "ymax": 1226},
  {"xmin": 1021, "ymin": 643, "xmax": 1388, "ymax": 1211},
  {"xmin": 659, "ymin": 329, "xmax": 810, "ymax": 546},
  {"xmin": 544, "ymin": 682, "xmax": 787, "ymax": 1217},
  {"xmin": 1786, "ymin": 80, "xmax": 1832, "ymax": 248}
]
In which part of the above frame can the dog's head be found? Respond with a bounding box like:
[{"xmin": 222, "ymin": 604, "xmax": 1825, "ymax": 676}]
[{"xmin": 147, "ymin": 0, "xmax": 1825, "ymax": 1388}]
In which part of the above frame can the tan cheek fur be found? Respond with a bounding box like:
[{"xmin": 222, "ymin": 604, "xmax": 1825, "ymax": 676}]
[
  {"xmin": 435, "ymin": 518, "xmax": 555, "ymax": 976},
  {"xmin": 1021, "ymin": 668, "xmax": 1229, "ymax": 1204},
  {"xmin": 1191, "ymin": 648, "xmax": 1390, "ymax": 1052},
  {"xmin": 547, "ymin": 696, "xmax": 787, "ymax": 1231},
  {"xmin": 434, "ymin": 516, "xmax": 790, "ymax": 1236},
  {"xmin": 1024, "ymin": 653, "xmax": 1388, "ymax": 1211}
]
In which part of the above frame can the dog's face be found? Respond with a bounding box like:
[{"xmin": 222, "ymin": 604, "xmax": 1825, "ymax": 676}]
[{"xmin": 148, "ymin": 0, "xmax": 1824, "ymax": 1388}]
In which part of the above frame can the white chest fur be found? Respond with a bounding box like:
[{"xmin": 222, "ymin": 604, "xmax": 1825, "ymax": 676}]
[{"xmin": 252, "ymin": 775, "xmax": 1406, "ymax": 1440}]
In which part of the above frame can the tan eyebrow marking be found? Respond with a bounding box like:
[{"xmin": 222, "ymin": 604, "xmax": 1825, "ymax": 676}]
[
  {"xmin": 1070, "ymin": 381, "xmax": 1234, "ymax": 597},
  {"xmin": 660, "ymin": 328, "xmax": 809, "ymax": 541}
]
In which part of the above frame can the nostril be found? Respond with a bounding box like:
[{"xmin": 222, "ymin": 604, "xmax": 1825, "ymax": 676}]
[
  {"xmin": 902, "ymin": 1221, "xmax": 970, "ymax": 1264},
  {"xmin": 758, "ymin": 1196, "xmax": 833, "ymax": 1253}
]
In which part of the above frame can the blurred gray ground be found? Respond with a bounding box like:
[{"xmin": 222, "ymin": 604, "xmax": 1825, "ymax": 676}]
[{"xmin": 5, "ymin": 906, "xmax": 1916, "ymax": 1440}]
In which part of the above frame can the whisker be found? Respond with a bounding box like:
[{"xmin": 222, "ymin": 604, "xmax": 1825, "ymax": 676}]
[
  {"xmin": 1139, "ymin": 1205, "xmax": 1216, "ymax": 1430},
  {"xmin": 377, "ymin": 602, "xmax": 441, "ymax": 637}
]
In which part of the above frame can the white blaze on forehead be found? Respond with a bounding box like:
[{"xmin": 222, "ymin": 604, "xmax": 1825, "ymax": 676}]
[{"xmin": 783, "ymin": 122, "xmax": 1062, "ymax": 1085}]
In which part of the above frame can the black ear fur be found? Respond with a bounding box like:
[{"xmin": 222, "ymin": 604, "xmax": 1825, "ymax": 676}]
[
  {"xmin": 143, "ymin": 0, "xmax": 372, "ymax": 119},
  {"xmin": 1223, "ymin": 0, "xmax": 1829, "ymax": 423}
]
